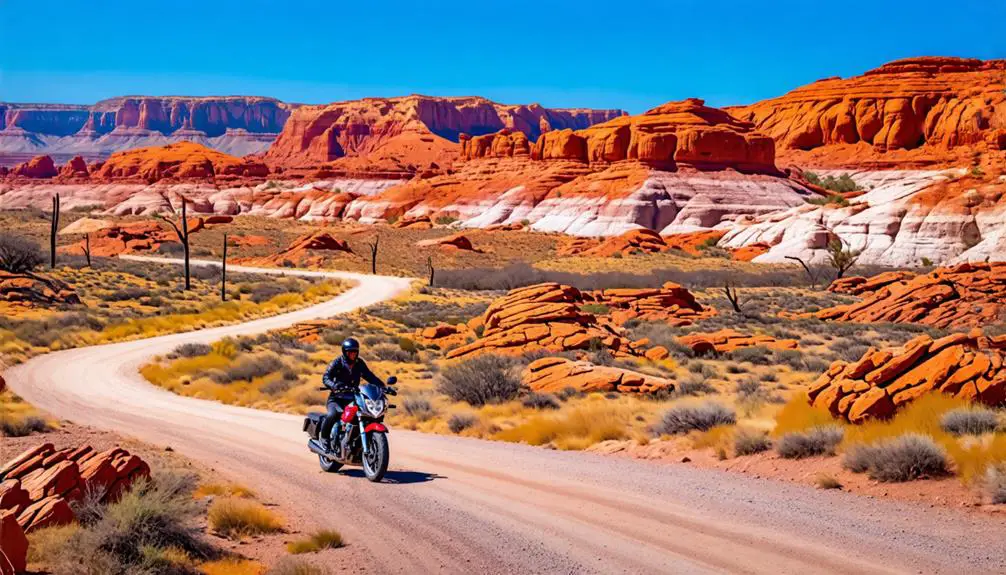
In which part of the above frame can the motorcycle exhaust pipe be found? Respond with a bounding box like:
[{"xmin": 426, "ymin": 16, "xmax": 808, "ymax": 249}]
[{"xmin": 307, "ymin": 439, "xmax": 338, "ymax": 461}]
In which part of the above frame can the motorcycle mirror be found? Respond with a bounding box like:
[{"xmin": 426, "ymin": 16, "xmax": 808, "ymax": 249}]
[{"xmin": 386, "ymin": 376, "xmax": 398, "ymax": 385}]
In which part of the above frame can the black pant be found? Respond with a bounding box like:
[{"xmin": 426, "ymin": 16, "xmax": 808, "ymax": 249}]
[{"xmin": 321, "ymin": 393, "xmax": 353, "ymax": 441}]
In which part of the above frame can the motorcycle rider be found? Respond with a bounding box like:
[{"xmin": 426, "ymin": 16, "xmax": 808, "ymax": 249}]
[{"xmin": 321, "ymin": 337, "xmax": 385, "ymax": 456}]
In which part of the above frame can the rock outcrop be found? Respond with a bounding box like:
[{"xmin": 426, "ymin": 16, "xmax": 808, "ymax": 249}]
[
  {"xmin": 808, "ymin": 333, "xmax": 1006, "ymax": 423},
  {"xmin": 0, "ymin": 444, "xmax": 150, "ymax": 533},
  {"xmin": 264, "ymin": 95, "xmax": 624, "ymax": 171},
  {"xmin": 10, "ymin": 155, "xmax": 58, "ymax": 178},
  {"xmin": 93, "ymin": 142, "xmax": 269, "ymax": 182},
  {"xmin": 814, "ymin": 262, "xmax": 1006, "ymax": 329},
  {"xmin": 61, "ymin": 221, "xmax": 192, "ymax": 257},
  {"xmin": 677, "ymin": 329, "xmax": 799, "ymax": 355},
  {"xmin": 445, "ymin": 283, "xmax": 633, "ymax": 359},
  {"xmin": 0, "ymin": 272, "xmax": 80, "ymax": 306},
  {"xmin": 415, "ymin": 232, "xmax": 476, "ymax": 251},
  {"xmin": 445, "ymin": 282, "xmax": 713, "ymax": 359},
  {"xmin": 522, "ymin": 357, "xmax": 674, "ymax": 395},
  {"xmin": 0, "ymin": 96, "xmax": 295, "ymax": 161},
  {"xmin": 0, "ymin": 509, "xmax": 27, "ymax": 575},
  {"xmin": 586, "ymin": 283, "xmax": 716, "ymax": 326},
  {"xmin": 730, "ymin": 57, "xmax": 1006, "ymax": 168}
]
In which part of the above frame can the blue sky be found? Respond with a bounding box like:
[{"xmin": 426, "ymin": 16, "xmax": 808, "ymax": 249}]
[{"xmin": 2, "ymin": 0, "xmax": 1003, "ymax": 113}]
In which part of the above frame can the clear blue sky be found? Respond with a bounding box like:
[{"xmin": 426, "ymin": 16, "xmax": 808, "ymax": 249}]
[{"xmin": 2, "ymin": 0, "xmax": 1003, "ymax": 113}]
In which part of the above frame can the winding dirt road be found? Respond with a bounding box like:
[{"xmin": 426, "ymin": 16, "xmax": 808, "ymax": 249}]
[{"xmin": 5, "ymin": 258, "xmax": 1006, "ymax": 574}]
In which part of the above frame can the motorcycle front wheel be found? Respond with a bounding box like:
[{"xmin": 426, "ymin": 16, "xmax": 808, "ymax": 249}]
[{"xmin": 362, "ymin": 432, "xmax": 389, "ymax": 482}]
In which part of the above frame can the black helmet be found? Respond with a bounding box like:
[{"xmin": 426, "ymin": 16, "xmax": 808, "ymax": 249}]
[{"xmin": 341, "ymin": 337, "xmax": 360, "ymax": 358}]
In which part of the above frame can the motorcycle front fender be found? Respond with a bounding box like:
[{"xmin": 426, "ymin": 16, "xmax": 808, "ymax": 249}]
[{"xmin": 364, "ymin": 422, "xmax": 388, "ymax": 433}]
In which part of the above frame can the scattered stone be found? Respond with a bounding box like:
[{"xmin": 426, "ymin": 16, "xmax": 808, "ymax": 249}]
[
  {"xmin": 416, "ymin": 232, "xmax": 476, "ymax": 252},
  {"xmin": 0, "ymin": 509, "xmax": 28, "ymax": 575},
  {"xmin": 0, "ymin": 272, "xmax": 81, "ymax": 307}
]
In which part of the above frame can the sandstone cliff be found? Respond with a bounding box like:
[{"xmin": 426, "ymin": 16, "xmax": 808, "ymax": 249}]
[
  {"xmin": 263, "ymin": 94, "xmax": 625, "ymax": 173},
  {"xmin": 729, "ymin": 57, "xmax": 1006, "ymax": 168},
  {"xmin": 0, "ymin": 96, "xmax": 296, "ymax": 161}
]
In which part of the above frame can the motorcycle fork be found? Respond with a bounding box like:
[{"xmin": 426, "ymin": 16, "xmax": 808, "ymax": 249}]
[{"xmin": 358, "ymin": 420, "xmax": 369, "ymax": 455}]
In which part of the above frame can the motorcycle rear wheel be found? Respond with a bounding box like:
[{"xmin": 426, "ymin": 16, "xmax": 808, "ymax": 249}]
[{"xmin": 363, "ymin": 432, "xmax": 389, "ymax": 482}]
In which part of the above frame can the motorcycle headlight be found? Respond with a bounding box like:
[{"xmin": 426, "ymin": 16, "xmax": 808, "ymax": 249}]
[{"xmin": 364, "ymin": 397, "xmax": 385, "ymax": 417}]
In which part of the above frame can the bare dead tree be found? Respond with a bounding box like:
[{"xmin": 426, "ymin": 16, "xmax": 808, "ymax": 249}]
[
  {"xmin": 426, "ymin": 256, "xmax": 435, "ymax": 287},
  {"xmin": 157, "ymin": 197, "xmax": 191, "ymax": 290},
  {"xmin": 82, "ymin": 233, "xmax": 92, "ymax": 267},
  {"xmin": 368, "ymin": 234, "xmax": 380, "ymax": 274},
  {"xmin": 784, "ymin": 255, "xmax": 820, "ymax": 289},
  {"xmin": 722, "ymin": 280, "xmax": 743, "ymax": 313},
  {"xmin": 49, "ymin": 194, "xmax": 60, "ymax": 269},
  {"xmin": 221, "ymin": 233, "xmax": 228, "ymax": 302}
]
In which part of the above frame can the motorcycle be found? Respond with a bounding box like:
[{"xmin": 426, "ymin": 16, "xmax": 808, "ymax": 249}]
[{"xmin": 303, "ymin": 376, "xmax": 398, "ymax": 482}]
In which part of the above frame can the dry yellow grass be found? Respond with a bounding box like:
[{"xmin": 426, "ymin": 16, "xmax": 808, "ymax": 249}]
[
  {"xmin": 493, "ymin": 401, "xmax": 634, "ymax": 450},
  {"xmin": 194, "ymin": 482, "xmax": 256, "ymax": 499},
  {"xmin": 286, "ymin": 529, "xmax": 344, "ymax": 554},
  {"xmin": 207, "ymin": 498, "xmax": 284, "ymax": 539},
  {"xmin": 200, "ymin": 558, "xmax": 265, "ymax": 575},
  {"xmin": 771, "ymin": 395, "xmax": 835, "ymax": 436}
]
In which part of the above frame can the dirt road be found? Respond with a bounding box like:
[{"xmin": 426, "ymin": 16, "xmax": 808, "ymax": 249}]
[{"xmin": 6, "ymin": 258, "xmax": 1005, "ymax": 574}]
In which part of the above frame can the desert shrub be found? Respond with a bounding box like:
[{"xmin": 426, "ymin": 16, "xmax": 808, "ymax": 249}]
[
  {"xmin": 0, "ymin": 413, "xmax": 50, "ymax": 437},
  {"xmin": 372, "ymin": 343, "xmax": 415, "ymax": 362},
  {"xmin": 581, "ymin": 303, "xmax": 610, "ymax": 315},
  {"xmin": 248, "ymin": 283, "xmax": 288, "ymax": 304},
  {"xmin": 0, "ymin": 233, "xmax": 44, "ymax": 273},
  {"xmin": 447, "ymin": 412, "xmax": 478, "ymax": 433},
  {"xmin": 776, "ymin": 426, "xmax": 844, "ymax": 459},
  {"xmin": 674, "ymin": 374, "xmax": 716, "ymax": 397},
  {"xmin": 775, "ymin": 349, "xmax": 807, "ymax": 371},
  {"xmin": 803, "ymin": 171, "xmax": 862, "ymax": 193},
  {"xmin": 287, "ymin": 529, "xmax": 343, "ymax": 554},
  {"xmin": 733, "ymin": 427, "xmax": 772, "ymax": 455},
  {"xmin": 403, "ymin": 396, "xmax": 436, "ymax": 421},
  {"xmin": 522, "ymin": 392, "xmax": 561, "ymax": 410},
  {"xmin": 772, "ymin": 396, "xmax": 836, "ymax": 435},
  {"xmin": 268, "ymin": 558, "xmax": 327, "ymax": 575},
  {"xmin": 210, "ymin": 354, "xmax": 284, "ymax": 384},
  {"xmin": 816, "ymin": 474, "xmax": 843, "ymax": 489},
  {"xmin": 106, "ymin": 286, "xmax": 154, "ymax": 302},
  {"xmin": 208, "ymin": 497, "xmax": 283, "ymax": 539},
  {"xmin": 435, "ymin": 215, "xmax": 458, "ymax": 225},
  {"xmin": 172, "ymin": 343, "xmax": 212, "ymax": 359},
  {"xmin": 727, "ymin": 346, "xmax": 773, "ymax": 365},
  {"xmin": 261, "ymin": 377, "xmax": 295, "ymax": 396},
  {"xmin": 940, "ymin": 407, "xmax": 999, "ymax": 436},
  {"xmin": 654, "ymin": 402, "xmax": 736, "ymax": 435},
  {"xmin": 843, "ymin": 434, "xmax": 949, "ymax": 481},
  {"xmin": 984, "ymin": 464, "xmax": 1006, "ymax": 504},
  {"xmin": 494, "ymin": 403, "xmax": 629, "ymax": 450},
  {"xmin": 557, "ymin": 386, "xmax": 583, "ymax": 401},
  {"xmin": 437, "ymin": 354, "xmax": 521, "ymax": 406},
  {"xmin": 49, "ymin": 472, "xmax": 210, "ymax": 573},
  {"xmin": 735, "ymin": 378, "xmax": 764, "ymax": 402},
  {"xmin": 398, "ymin": 336, "xmax": 418, "ymax": 354}
]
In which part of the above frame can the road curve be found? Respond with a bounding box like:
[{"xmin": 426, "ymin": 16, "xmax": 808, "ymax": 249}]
[{"xmin": 5, "ymin": 258, "xmax": 1005, "ymax": 574}]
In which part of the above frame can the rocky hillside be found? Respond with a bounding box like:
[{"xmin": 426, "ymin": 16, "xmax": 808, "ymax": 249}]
[
  {"xmin": 0, "ymin": 96, "xmax": 296, "ymax": 163},
  {"xmin": 263, "ymin": 94, "xmax": 625, "ymax": 174},
  {"xmin": 719, "ymin": 57, "xmax": 1006, "ymax": 266}
]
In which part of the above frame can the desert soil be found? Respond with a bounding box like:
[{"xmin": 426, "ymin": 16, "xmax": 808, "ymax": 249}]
[{"xmin": 6, "ymin": 259, "xmax": 1006, "ymax": 574}]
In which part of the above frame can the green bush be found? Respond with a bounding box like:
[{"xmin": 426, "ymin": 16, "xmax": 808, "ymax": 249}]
[{"xmin": 438, "ymin": 354, "xmax": 521, "ymax": 406}]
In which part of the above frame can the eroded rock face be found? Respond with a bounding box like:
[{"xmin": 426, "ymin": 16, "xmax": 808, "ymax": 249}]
[
  {"xmin": 523, "ymin": 357, "xmax": 673, "ymax": 395},
  {"xmin": 586, "ymin": 283, "xmax": 715, "ymax": 327},
  {"xmin": 0, "ymin": 96, "xmax": 295, "ymax": 160},
  {"xmin": 814, "ymin": 262, "xmax": 1006, "ymax": 329},
  {"xmin": 264, "ymin": 95, "xmax": 624, "ymax": 170},
  {"xmin": 415, "ymin": 232, "xmax": 476, "ymax": 251},
  {"xmin": 719, "ymin": 169, "xmax": 1006, "ymax": 266},
  {"xmin": 808, "ymin": 333, "xmax": 1006, "ymax": 423},
  {"xmin": 94, "ymin": 142, "xmax": 269, "ymax": 181},
  {"xmin": 0, "ymin": 444, "xmax": 150, "ymax": 536},
  {"xmin": 730, "ymin": 57, "xmax": 1006, "ymax": 168},
  {"xmin": 0, "ymin": 509, "xmax": 27, "ymax": 575},
  {"xmin": 10, "ymin": 155, "xmax": 58, "ymax": 178}
]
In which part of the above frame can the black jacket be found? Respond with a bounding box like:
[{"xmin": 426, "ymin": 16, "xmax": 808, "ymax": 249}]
[{"xmin": 322, "ymin": 355, "xmax": 383, "ymax": 394}]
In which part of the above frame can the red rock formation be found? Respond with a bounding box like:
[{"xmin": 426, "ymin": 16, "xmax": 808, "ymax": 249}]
[
  {"xmin": 58, "ymin": 155, "xmax": 89, "ymax": 178},
  {"xmin": 0, "ymin": 509, "xmax": 27, "ymax": 575},
  {"xmin": 522, "ymin": 357, "xmax": 674, "ymax": 395},
  {"xmin": 10, "ymin": 155, "xmax": 57, "ymax": 178},
  {"xmin": 808, "ymin": 333, "xmax": 1006, "ymax": 423},
  {"xmin": 93, "ymin": 142, "xmax": 269, "ymax": 181},
  {"xmin": 677, "ymin": 329, "xmax": 799, "ymax": 355},
  {"xmin": 0, "ymin": 272, "xmax": 80, "ymax": 306},
  {"xmin": 460, "ymin": 129, "xmax": 531, "ymax": 160},
  {"xmin": 558, "ymin": 228, "xmax": 669, "ymax": 257},
  {"xmin": 415, "ymin": 232, "xmax": 476, "ymax": 251},
  {"xmin": 815, "ymin": 262, "xmax": 1006, "ymax": 329},
  {"xmin": 62, "ymin": 221, "xmax": 180, "ymax": 257},
  {"xmin": 586, "ymin": 283, "xmax": 715, "ymax": 326},
  {"xmin": 264, "ymin": 94, "xmax": 624, "ymax": 171},
  {"xmin": 730, "ymin": 57, "xmax": 1006, "ymax": 168}
]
